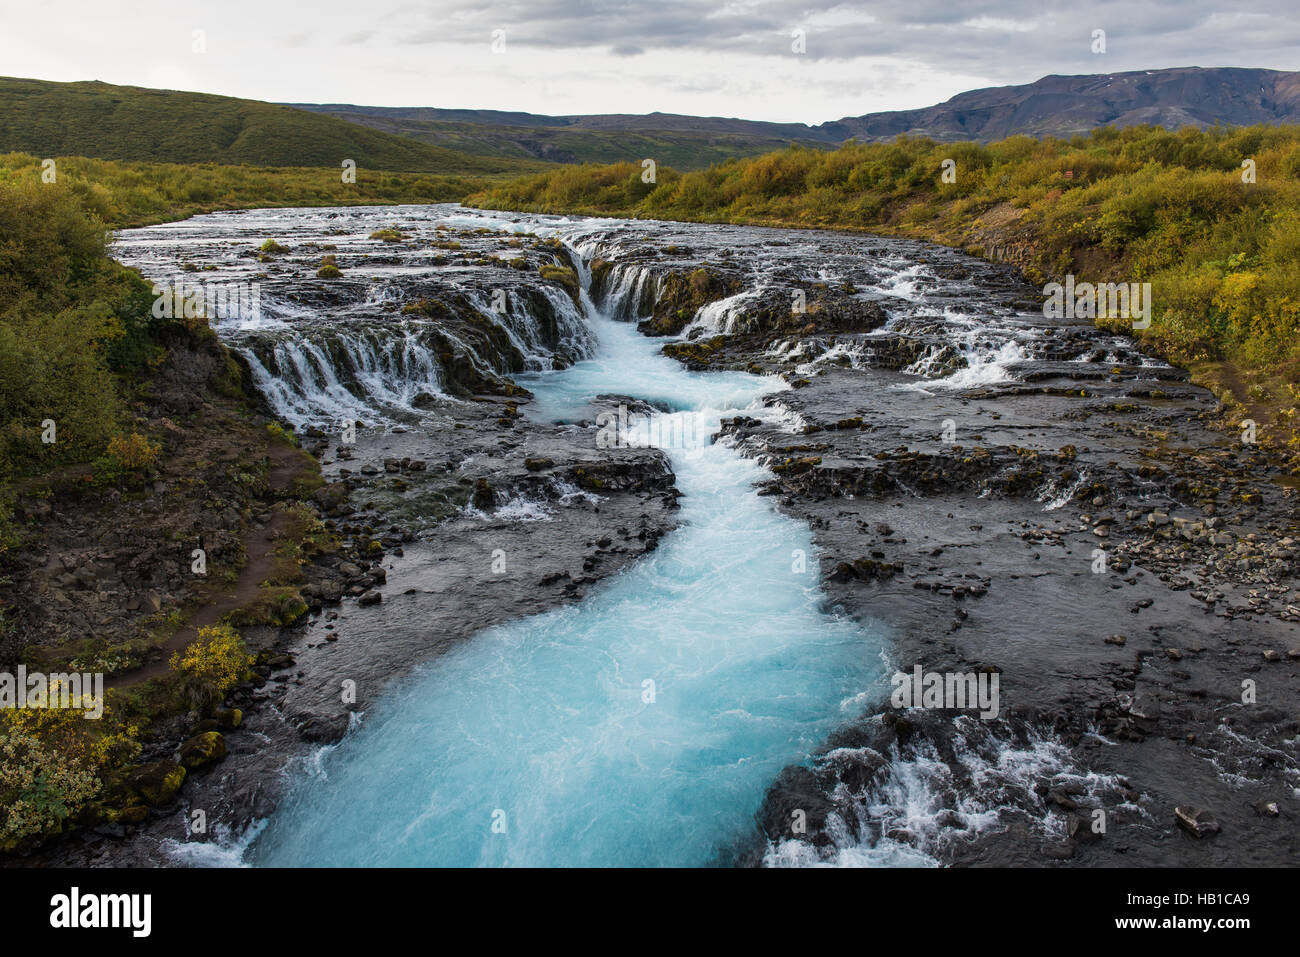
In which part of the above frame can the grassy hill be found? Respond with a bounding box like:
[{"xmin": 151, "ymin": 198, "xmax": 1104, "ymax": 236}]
[
  {"xmin": 0, "ymin": 76, "xmax": 551, "ymax": 176},
  {"xmin": 290, "ymin": 104, "xmax": 833, "ymax": 170}
]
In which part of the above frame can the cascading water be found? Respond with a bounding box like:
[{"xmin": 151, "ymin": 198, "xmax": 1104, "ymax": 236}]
[
  {"xmin": 241, "ymin": 326, "xmax": 451, "ymax": 428},
  {"xmin": 247, "ymin": 267, "xmax": 889, "ymax": 867},
  {"xmin": 110, "ymin": 205, "xmax": 599, "ymax": 431}
]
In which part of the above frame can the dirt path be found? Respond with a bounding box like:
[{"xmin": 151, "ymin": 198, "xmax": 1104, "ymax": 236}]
[{"xmin": 105, "ymin": 442, "xmax": 306, "ymax": 690}]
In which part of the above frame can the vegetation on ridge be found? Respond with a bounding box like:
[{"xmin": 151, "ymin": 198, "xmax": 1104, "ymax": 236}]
[
  {"xmin": 0, "ymin": 152, "xmax": 496, "ymax": 228},
  {"xmin": 0, "ymin": 76, "xmax": 550, "ymax": 176}
]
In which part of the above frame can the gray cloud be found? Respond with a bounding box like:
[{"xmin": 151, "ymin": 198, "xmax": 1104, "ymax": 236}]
[
  {"xmin": 399, "ymin": 0, "xmax": 1300, "ymax": 81},
  {"xmin": 5, "ymin": 0, "xmax": 1299, "ymax": 124}
]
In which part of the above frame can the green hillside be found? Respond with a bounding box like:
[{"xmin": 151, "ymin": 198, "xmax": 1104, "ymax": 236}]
[
  {"xmin": 0, "ymin": 76, "xmax": 552, "ymax": 176},
  {"xmin": 294, "ymin": 105, "xmax": 833, "ymax": 170}
]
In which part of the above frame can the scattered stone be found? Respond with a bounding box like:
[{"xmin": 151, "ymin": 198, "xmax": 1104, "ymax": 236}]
[
  {"xmin": 1047, "ymin": 789, "xmax": 1078, "ymax": 811},
  {"xmin": 1174, "ymin": 806, "xmax": 1220, "ymax": 837},
  {"xmin": 829, "ymin": 558, "xmax": 902, "ymax": 583},
  {"xmin": 1041, "ymin": 842, "xmax": 1075, "ymax": 860},
  {"xmin": 1067, "ymin": 811, "xmax": 1103, "ymax": 843}
]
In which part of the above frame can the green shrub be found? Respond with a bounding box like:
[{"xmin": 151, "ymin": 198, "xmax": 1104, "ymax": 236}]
[
  {"xmin": 0, "ymin": 687, "xmax": 141, "ymax": 851},
  {"xmin": 0, "ymin": 729, "xmax": 99, "ymax": 851},
  {"xmin": 92, "ymin": 432, "xmax": 160, "ymax": 487},
  {"xmin": 266, "ymin": 421, "xmax": 298, "ymax": 446},
  {"xmin": 0, "ymin": 179, "xmax": 181, "ymax": 479},
  {"xmin": 169, "ymin": 623, "xmax": 254, "ymax": 711}
]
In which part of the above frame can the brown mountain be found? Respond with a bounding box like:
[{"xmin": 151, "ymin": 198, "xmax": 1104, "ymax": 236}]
[{"xmin": 819, "ymin": 67, "xmax": 1300, "ymax": 142}]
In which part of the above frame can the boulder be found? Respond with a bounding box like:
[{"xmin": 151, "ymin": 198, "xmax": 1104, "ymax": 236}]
[
  {"xmin": 1174, "ymin": 806, "xmax": 1220, "ymax": 837},
  {"xmin": 128, "ymin": 760, "xmax": 187, "ymax": 806},
  {"xmin": 178, "ymin": 731, "xmax": 228, "ymax": 770}
]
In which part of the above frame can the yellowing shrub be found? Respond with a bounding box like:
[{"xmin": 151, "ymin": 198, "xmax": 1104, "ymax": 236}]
[
  {"xmin": 170, "ymin": 624, "xmax": 254, "ymax": 709},
  {"xmin": 105, "ymin": 432, "xmax": 160, "ymax": 471}
]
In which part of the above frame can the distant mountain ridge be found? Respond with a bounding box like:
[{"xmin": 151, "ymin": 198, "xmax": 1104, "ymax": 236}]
[
  {"xmin": 281, "ymin": 103, "xmax": 832, "ymax": 169},
  {"xmin": 292, "ymin": 66, "xmax": 1300, "ymax": 164},
  {"xmin": 819, "ymin": 67, "xmax": 1300, "ymax": 142}
]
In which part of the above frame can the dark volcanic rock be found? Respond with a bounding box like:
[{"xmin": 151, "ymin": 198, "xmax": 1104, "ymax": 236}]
[
  {"xmin": 127, "ymin": 761, "xmax": 187, "ymax": 806},
  {"xmin": 177, "ymin": 731, "xmax": 228, "ymax": 770}
]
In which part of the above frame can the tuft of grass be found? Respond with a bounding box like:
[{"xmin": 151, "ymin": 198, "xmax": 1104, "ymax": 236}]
[{"xmin": 538, "ymin": 263, "xmax": 579, "ymax": 291}]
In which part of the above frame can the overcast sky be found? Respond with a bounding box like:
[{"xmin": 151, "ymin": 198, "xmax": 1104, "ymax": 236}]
[{"xmin": 2, "ymin": 1, "xmax": 1298, "ymax": 124}]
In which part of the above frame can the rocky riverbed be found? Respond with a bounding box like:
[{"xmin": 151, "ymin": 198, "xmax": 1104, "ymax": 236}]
[
  {"xmin": 714, "ymin": 325, "xmax": 1299, "ymax": 867},
  {"xmin": 25, "ymin": 203, "xmax": 1297, "ymax": 867}
]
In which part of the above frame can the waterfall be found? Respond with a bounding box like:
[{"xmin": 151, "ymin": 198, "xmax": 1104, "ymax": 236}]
[{"xmin": 238, "ymin": 327, "xmax": 450, "ymax": 429}]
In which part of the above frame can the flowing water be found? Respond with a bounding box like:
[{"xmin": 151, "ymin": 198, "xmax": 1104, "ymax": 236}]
[{"xmin": 248, "ymin": 275, "xmax": 887, "ymax": 867}]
